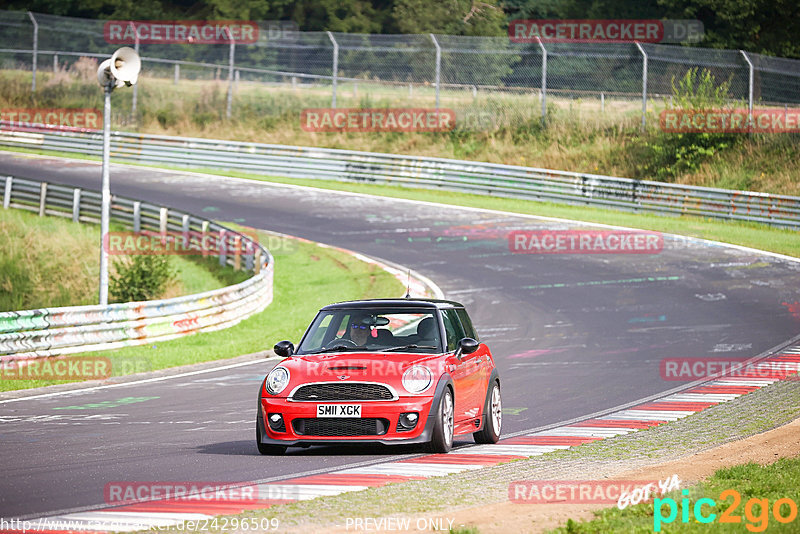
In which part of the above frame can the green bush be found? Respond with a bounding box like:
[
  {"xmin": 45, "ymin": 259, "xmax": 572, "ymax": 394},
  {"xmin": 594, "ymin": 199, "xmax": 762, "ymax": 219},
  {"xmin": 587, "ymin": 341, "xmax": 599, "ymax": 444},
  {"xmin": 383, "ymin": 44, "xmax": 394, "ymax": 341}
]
[
  {"xmin": 634, "ymin": 68, "xmax": 742, "ymax": 181},
  {"xmin": 110, "ymin": 255, "xmax": 176, "ymax": 303}
]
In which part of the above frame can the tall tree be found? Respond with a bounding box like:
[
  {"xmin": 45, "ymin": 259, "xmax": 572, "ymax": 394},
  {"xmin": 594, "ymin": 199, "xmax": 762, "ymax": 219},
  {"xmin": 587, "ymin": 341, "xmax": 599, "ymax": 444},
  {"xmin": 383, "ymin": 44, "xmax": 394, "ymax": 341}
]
[
  {"xmin": 392, "ymin": 0, "xmax": 506, "ymax": 36},
  {"xmin": 657, "ymin": 0, "xmax": 800, "ymax": 58}
]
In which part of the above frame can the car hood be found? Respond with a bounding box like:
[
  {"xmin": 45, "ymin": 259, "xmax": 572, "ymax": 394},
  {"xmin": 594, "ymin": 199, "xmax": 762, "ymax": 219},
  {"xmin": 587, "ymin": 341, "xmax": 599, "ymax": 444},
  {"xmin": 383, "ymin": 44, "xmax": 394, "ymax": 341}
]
[{"xmin": 276, "ymin": 351, "xmax": 445, "ymax": 382}]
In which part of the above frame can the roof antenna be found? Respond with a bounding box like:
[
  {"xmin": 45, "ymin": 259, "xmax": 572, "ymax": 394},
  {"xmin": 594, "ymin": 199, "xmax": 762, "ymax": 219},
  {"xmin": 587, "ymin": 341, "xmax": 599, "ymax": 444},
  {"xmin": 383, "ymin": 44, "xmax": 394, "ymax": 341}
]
[{"xmin": 405, "ymin": 269, "xmax": 411, "ymax": 298}]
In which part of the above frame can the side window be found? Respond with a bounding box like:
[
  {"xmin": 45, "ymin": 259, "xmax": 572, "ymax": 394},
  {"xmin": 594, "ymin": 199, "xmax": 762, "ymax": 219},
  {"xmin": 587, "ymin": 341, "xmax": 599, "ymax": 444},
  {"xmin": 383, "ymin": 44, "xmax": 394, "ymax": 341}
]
[
  {"xmin": 442, "ymin": 309, "xmax": 466, "ymax": 352},
  {"xmin": 335, "ymin": 314, "xmax": 351, "ymax": 338},
  {"xmin": 306, "ymin": 313, "xmax": 333, "ymax": 350},
  {"xmin": 455, "ymin": 309, "xmax": 478, "ymax": 341}
]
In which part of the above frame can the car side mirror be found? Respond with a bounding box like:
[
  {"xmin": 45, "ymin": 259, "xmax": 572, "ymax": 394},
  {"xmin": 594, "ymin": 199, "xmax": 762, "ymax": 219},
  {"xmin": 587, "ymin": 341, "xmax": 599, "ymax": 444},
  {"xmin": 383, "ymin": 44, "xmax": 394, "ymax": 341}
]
[
  {"xmin": 274, "ymin": 340, "xmax": 294, "ymax": 358},
  {"xmin": 455, "ymin": 337, "xmax": 479, "ymax": 360}
]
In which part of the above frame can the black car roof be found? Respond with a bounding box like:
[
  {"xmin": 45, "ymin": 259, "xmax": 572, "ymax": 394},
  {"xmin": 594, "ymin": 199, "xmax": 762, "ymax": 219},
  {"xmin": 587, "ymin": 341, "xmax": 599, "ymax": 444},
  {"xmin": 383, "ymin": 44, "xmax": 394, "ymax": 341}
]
[{"xmin": 321, "ymin": 298, "xmax": 465, "ymax": 310}]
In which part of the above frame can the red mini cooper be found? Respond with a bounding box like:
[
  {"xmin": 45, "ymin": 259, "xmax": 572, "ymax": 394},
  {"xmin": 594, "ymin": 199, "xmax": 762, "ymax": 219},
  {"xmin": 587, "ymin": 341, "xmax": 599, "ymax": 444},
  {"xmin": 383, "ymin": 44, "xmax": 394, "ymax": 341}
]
[{"xmin": 256, "ymin": 299, "xmax": 501, "ymax": 454}]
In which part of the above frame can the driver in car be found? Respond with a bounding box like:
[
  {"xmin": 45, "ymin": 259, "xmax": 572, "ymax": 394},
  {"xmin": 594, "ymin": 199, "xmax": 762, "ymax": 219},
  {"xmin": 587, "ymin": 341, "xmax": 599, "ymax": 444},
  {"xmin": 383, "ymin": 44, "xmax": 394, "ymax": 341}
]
[{"xmin": 348, "ymin": 315, "xmax": 372, "ymax": 346}]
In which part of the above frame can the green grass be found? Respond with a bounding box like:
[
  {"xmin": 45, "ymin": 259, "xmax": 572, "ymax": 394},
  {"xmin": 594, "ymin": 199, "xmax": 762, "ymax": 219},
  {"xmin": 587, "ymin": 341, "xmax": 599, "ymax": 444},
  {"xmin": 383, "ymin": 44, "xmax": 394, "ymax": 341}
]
[
  {"xmin": 0, "ymin": 228, "xmax": 404, "ymax": 391},
  {"xmin": 0, "ymin": 207, "xmax": 242, "ymax": 311},
  {"xmin": 549, "ymin": 458, "xmax": 800, "ymax": 533}
]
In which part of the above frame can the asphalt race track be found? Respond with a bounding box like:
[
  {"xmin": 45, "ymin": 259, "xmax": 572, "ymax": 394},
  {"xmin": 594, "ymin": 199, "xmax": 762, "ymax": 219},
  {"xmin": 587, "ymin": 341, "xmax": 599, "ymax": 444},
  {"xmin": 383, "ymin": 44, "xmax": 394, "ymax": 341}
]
[{"xmin": 2, "ymin": 151, "xmax": 799, "ymax": 519}]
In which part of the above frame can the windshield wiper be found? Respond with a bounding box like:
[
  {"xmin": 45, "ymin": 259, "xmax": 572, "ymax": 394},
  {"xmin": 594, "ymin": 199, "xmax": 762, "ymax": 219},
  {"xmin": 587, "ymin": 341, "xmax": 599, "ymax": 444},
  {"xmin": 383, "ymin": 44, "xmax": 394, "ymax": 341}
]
[{"xmin": 380, "ymin": 345, "xmax": 438, "ymax": 352}]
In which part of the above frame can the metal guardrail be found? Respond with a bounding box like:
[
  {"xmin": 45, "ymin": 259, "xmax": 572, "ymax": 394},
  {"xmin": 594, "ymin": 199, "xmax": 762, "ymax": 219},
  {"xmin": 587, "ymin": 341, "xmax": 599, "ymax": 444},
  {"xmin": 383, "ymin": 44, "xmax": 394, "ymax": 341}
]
[
  {"xmin": 0, "ymin": 175, "xmax": 274, "ymax": 360},
  {"xmin": 1, "ymin": 123, "xmax": 799, "ymax": 230}
]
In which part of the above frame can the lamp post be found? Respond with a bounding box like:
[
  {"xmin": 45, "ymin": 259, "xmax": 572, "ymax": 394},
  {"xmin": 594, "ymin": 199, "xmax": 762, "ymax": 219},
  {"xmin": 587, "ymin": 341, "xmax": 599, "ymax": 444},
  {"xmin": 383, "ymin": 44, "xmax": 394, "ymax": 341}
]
[{"xmin": 96, "ymin": 47, "xmax": 141, "ymax": 305}]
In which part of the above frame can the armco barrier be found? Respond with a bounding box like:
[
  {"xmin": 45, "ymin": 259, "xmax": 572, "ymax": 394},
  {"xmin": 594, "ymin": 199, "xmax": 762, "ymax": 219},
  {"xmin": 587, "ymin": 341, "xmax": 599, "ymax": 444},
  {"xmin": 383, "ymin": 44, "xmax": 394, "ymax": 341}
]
[
  {"xmin": 0, "ymin": 176, "xmax": 273, "ymax": 361},
  {"xmin": 1, "ymin": 123, "xmax": 799, "ymax": 229}
]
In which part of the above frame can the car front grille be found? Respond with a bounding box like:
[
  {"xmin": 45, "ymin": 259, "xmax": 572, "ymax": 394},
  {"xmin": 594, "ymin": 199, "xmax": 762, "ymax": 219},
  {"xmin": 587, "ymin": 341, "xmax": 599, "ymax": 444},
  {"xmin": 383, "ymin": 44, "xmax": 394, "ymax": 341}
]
[
  {"xmin": 292, "ymin": 418, "xmax": 389, "ymax": 437},
  {"xmin": 291, "ymin": 383, "xmax": 394, "ymax": 401}
]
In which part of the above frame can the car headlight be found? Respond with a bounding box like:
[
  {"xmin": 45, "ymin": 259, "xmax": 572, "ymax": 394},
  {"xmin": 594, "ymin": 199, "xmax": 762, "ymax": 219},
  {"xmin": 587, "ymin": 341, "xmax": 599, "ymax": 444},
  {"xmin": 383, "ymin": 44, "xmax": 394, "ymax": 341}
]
[
  {"xmin": 402, "ymin": 365, "xmax": 433, "ymax": 394},
  {"xmin": 265, "ymin": 367, "xmax": 290, "ymax": 395}
]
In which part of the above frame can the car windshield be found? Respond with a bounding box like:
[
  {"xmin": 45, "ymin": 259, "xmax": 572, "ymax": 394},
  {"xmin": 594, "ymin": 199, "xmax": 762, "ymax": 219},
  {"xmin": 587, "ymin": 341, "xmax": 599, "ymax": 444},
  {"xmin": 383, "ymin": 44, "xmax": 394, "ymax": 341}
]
[{"xmin": 295, "ymin": 308, "xmax": 442, "ymax": 354}]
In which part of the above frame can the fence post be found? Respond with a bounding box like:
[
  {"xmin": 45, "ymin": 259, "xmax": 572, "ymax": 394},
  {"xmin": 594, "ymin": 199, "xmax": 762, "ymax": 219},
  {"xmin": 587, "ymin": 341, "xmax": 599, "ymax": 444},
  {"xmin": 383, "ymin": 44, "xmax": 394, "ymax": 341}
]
[
  {"xmin": 129, "ymin": 22, "xmax": 140, "ymax": 120},
  {"xmin": 430, "ymin": 34, "xmax": 441, "ymax": 111},
  {"xmin": 3, "ymin": 177, "xmax": 12, "ymax": 209},
  {"xmin": 219, "ymin": 229, "xmax": 227, "ymax": 267},
  {"xmin": 174, "ymin": 63, "xmax": 179, "ymax": 85},
  {"xmin": 53, "ymin": 53, "xmax": 58, "ymax": 72},
  {"xmin": 635, "ymin": 41, "xmax": 648, "ymax": 131},
  {"xmin": 201, "ymin": 220, "xmax": 209, "ymax": 257},
  {"xmin": 245, "ymin": 241, "xmax": 254, "ymax": 271},
  {"xmin": 740, "ymin": 50, "xmax": 754, "ymax": 126},
  {"xmin": 159, "ymin": 207, "xmax": 168, "ymax": 234},
  {"xmin": 536, "ymin": 36, "xmax": 547, "ymax": 125},
  {"xmin": 133, "ymin": 201, "xmax": 141, "ymax": 232},
  {"xmin": 27, "ymin": 11, "xmax": 38, "ymax": 93},
  {"xmin": 72, "ymin": 188, "xmax": 81, "ymax": 222},
  {"xmin": 38, "ymin": 182, "xmax": 47, "ymax": 216},
  {"xmin": 226, "ymin": 28, "xmax": 235, "ymax": 119},
  {"xmin": 326, "ymin": 31, "xmax": 338, "ymax": 108},
  {"xmin": 233, "ymin": 235, "xmax": 241, "ymax": 270},
  {"xmin": 181, "ymin": 214, "xmax": 190, "ymax": 249}
]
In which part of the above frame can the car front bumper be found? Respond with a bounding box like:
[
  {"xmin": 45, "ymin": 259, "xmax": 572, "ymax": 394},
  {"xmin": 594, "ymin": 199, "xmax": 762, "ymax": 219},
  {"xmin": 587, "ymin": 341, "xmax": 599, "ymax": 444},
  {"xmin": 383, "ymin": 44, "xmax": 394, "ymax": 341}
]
[{"xmin": 257, "ymin": 377, "xmax": 451, "ymax": 447}]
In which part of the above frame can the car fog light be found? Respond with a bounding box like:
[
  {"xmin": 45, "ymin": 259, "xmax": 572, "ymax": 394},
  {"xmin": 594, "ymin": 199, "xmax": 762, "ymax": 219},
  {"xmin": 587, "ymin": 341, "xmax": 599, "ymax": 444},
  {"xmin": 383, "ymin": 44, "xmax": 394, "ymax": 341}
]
[
  {"xmin": 397, "ymin": 412, "xmax": 420, "ymax": 431},
  {"xmin": 267, "ymin": 413, "xmax": 285, "ymax": 432}
]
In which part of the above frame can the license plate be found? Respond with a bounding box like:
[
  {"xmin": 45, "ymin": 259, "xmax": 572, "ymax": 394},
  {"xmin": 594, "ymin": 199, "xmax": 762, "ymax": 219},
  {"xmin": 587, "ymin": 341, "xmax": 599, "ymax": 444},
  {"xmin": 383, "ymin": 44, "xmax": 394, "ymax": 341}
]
[{"xmin": 316, "ymin": 404, "xmax": 362, "ymax": 418}]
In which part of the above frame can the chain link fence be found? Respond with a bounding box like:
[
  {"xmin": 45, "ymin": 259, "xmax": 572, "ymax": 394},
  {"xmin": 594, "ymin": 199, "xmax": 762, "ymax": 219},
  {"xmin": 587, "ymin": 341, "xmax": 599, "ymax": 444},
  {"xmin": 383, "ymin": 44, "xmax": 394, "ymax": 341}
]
[{"xmin": 1, "ymin": 10, "xmax": 800, "ymax": 130}]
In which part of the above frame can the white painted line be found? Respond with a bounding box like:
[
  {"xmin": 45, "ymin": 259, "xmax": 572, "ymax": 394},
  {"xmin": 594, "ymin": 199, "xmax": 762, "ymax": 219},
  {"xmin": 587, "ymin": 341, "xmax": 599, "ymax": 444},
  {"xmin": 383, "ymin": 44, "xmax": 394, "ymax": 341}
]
[
  {"xmin": 0, "ymin": 358, "xmax": 277, "ymax": 405},
  {"xmin": 606, "ymin": 410, "xmax": 693, "ymax": 421},
  {"xmin": 337, "ymin": 462, "xmax": 483, "ymax": 477},
  {"xmin": 661, "ymin": 393, "xmax": 741, "ymax": 402},
  {"xmin": 464, "ymin": 444, "xmax": 568, "ymax": 455},
  {"xmin": 531, "ymin": 427, "xmax": 635, "ymax": 438},
  {"xmin": 258, "ymin": 483, "xmax": 366, "ymax": 500},
  {"xmin": 712, "ymin": 379, "xmax": 778, "ymax": 386}
]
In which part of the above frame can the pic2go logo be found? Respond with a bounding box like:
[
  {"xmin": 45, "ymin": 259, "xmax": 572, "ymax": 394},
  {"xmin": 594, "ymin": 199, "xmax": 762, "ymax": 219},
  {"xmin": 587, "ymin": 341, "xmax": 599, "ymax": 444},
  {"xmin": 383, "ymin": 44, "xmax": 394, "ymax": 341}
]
[{"xmin": 654, "ymin": 489, "xmax": 799, "ymax": 532}]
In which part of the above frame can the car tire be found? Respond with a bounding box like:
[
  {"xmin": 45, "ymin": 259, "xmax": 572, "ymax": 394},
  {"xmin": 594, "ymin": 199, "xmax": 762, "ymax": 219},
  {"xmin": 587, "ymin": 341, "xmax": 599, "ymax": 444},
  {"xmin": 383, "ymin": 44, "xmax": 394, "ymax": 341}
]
[
  {"xmin": 256, "ymin": 414, "xmax": 287, "ymax": 456},
  {"xmin": 473, "ymin": 380, "xmax": 502, "ymax": 444},
  {"xmin": 427, "ymin": 387, "xmax": 454, "ymax": 453}
]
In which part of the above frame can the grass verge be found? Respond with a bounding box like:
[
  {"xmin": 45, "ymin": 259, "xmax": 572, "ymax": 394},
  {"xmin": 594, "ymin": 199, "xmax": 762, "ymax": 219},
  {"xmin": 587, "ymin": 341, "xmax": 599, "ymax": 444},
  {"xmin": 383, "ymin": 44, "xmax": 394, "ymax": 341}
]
[
  {"xmin": 550, "ymin": 458, "xmax": 800, "ymax": 533},
  {"xmin": 0, "ymin": 228, "xmax": 404, "ymax": 392},
  {"xmin": 0, "ymin": 207, "xmax": 243, "ymax": 311}
]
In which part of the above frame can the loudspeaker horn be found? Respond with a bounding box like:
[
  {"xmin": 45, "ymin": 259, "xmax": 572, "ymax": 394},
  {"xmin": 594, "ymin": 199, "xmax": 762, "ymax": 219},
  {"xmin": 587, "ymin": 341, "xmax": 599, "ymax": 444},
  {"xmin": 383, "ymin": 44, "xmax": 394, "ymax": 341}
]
[{"xmin": 109, "ymin": 46, "xmax": 141, "ymax": 87}]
